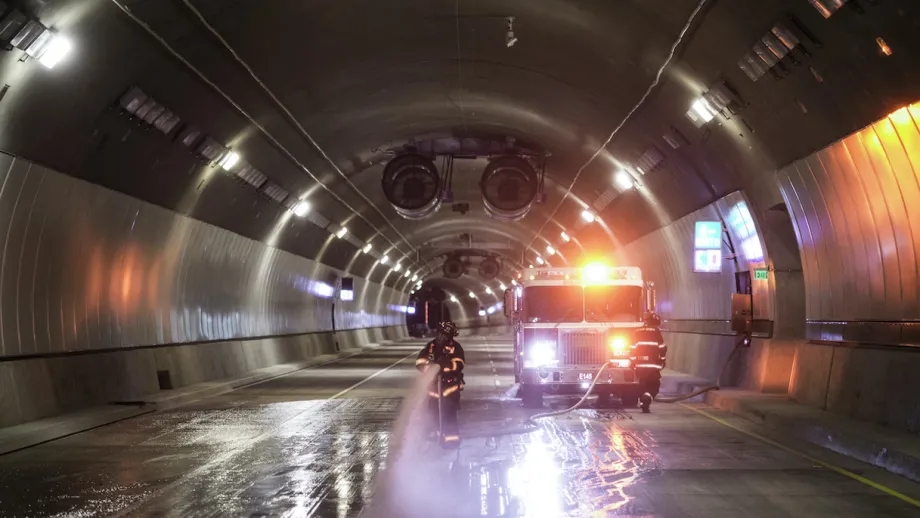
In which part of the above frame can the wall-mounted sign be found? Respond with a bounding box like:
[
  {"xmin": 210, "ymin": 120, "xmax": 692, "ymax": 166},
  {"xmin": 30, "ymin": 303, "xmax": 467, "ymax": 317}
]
[
  {"xmin": 754, "ymin": 268, "xmax": 769, "ymax": 280},
  {"xmin": 695, "ymin": 221, "xmax": 722, "ymax": 250},
  {"xmin": 694, "ymin": 249, "xmax": 722, "ymax": 273}
]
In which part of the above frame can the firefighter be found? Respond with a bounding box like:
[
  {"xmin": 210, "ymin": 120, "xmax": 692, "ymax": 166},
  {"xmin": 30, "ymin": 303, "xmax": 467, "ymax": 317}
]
[
  {"xmin": 415, "ymin": 321, "xmax": 465, "ymax": 447},
  {"xmin": 634, "ymin": 311, "xmax": 666, "ymax": 404}
]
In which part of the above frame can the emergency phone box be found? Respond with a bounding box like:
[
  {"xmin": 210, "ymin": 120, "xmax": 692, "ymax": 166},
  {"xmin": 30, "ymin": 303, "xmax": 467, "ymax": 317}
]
[{"xmin": 731, "ymin": 293, "xmax": 752, "ymax": 334}]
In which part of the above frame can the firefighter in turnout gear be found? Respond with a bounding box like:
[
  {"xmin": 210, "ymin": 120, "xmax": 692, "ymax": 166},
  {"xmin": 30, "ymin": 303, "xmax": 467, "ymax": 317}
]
[
  {"xmin": 633, "ymin": 312, "xmax": 666, "ymax": 401},
  {"xmin": 415, "ymin": 321, "xmax": 465, "ymax": 447}
]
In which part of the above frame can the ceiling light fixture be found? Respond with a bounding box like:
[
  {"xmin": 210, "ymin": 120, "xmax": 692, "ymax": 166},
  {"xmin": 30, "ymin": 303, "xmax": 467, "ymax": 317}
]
[
  {"xmin": 614, "ymin": 170, "xmax": 634, "ymax": 190},
  {"xmin": 380, "ymin": 255, "xmax": 389, "ymax": 264},
  {"xmin": 218, "ymin": 151, "xmax": 240, "ymax": 171},
  {"xmin": 362, "ymin": 243, "xmax": 372, "ymax": 253},
  {"xmin": 412, "ymin": 274, "xmax": 419, "ymax": 282},
  {"xmin": 535, "ymin": 256, "xmax": 545, "ymax": 265},
  {"xmin": 393, "ymin": 262, "xmax": 402, "ymax": 272},
  {"xmin": 469, "ymin": 291, "xmax": 476, "ymax": 298},
  {"xmin": 546, "ymin": 245, "xmax": 556, "ymax": 256},
  {"xmin": 499, "ymin": 282, "xmax": 507, "ymax": 290},
  {"xmin": 688, "ymin": 97, "xmax": 717, "ymax": 125},
  {"xmin": 485, "ymin": 287, "xmax": 493, "ymax": 295},
  {"xmin": 581, "ymin": 210, "xmax": 596, "ymax": 223},
  {"xmin": 293, "ymin": 201, "xmax": 310, "ymax": 217},
  {"xmin": 35, "ymin": 33, "xmax": 72, "ymax": 69},
  {"xmin": 450, "ymin": 296, "xmax": 459, "ymax": 303},
  {"xmin": 560, "ymin": 231, "xmax": 571, "ymax": 242}
]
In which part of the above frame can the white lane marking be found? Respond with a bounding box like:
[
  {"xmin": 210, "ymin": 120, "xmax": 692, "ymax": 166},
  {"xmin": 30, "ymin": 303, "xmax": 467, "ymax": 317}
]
[{"xmin": 328, "ymin": 351, "xmax": 417, "ymax": 400}]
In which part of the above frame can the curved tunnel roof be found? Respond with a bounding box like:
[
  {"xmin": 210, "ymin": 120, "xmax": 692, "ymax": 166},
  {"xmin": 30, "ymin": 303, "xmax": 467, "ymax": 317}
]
[{"xmin": 2, "ymin": 0, "xmax": 919, "ymax": 297}]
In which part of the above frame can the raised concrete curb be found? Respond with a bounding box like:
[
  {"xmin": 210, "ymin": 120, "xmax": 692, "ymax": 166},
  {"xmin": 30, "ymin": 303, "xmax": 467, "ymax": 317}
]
[
  {"xmin": 0, "ymin": 404, "xmax": 155, "ymax": 456},
  {"xmin": 660, "ymin": 369, "xmax": 714, "ymax": 402},
  {"xmin": 0, "ymin": 339, "xmax": 401, "ymax": 456},
  {"xmin": 705, "ymin": 389, "xmax": 920, "ymax": 484}
]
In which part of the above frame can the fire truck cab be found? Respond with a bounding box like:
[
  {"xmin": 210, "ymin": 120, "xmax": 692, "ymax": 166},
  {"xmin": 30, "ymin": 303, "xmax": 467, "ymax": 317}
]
[{"xmin": 504, "ymin": 263, "xmax": 662, "ymax": 409}]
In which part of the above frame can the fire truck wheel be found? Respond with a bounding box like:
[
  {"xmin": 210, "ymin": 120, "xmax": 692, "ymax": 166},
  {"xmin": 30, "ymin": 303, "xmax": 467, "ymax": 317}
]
[
  {"xmin": 620, "ymin": 392, "xmax": 639, "ymax": 408},
  {"xmin": 521, "ymin": 385, "xmax": 543, "ymax": 408}
]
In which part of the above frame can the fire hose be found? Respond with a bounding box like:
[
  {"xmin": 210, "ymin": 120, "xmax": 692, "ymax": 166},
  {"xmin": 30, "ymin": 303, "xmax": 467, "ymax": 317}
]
[{"xmin": 528, "ymin": 334, "xmax": 749, "ymax": 424}]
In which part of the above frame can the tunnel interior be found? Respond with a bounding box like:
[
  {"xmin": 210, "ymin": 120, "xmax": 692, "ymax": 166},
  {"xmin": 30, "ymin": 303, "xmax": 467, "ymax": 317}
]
[{"xmin": 0, "ymin": 0, "xmax": 918, "ymax": 441}]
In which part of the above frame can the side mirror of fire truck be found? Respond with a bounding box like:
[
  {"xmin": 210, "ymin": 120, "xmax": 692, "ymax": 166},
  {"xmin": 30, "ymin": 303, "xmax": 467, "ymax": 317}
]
[{"xmin": 503, "ymin": 288, "xmax": 514, "ymax": 318}]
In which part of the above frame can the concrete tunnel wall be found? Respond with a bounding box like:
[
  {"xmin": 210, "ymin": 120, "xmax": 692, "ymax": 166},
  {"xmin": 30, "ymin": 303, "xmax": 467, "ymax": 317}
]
[
  {"xmin": 620, "ymin": 103, "xmax": 920, "ymax": 435},
  {"xmin": 0, "ymin": 151, "xmax": 416, "ymax": 428}
]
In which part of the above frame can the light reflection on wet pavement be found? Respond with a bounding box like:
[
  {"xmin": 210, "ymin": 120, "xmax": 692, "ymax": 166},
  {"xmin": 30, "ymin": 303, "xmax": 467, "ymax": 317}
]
[{"xmin": 0, "ymin": 337, "xmax": 919, "ymax": 517}]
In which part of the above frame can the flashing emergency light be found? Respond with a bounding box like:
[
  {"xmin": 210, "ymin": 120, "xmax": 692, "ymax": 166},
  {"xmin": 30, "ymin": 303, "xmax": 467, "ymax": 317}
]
[
  {"xmin": 582, "ymin": 262, "xmax": 610, "ymax": 283},
  {"xmin": 610, "ymin": 336, "xmax": 629, "ymax": 357}
]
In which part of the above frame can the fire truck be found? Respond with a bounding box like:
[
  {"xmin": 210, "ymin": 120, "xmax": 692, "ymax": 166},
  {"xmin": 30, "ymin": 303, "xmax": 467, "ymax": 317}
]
[{"xmin": 503, "ymin": 263, "xmax": 663, "ymax": 409}]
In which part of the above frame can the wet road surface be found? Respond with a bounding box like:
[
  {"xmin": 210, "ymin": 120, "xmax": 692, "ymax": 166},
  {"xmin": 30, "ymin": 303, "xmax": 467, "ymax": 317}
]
[{"xmin": 0, "ymin": 335, "xmax": 918, "ymax": 517}]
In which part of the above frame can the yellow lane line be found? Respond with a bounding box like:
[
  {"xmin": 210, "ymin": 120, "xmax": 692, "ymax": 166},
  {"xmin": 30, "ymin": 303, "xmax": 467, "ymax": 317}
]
[{"xmin": 681, "ymin": 403, "xmax": 920, "ymax": 509}]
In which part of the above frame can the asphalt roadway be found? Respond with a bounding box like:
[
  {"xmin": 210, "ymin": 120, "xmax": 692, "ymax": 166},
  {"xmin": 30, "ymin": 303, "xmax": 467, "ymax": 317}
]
[{"xmin": 0, "ymin": 335, "xmax": 919, "ymax": 517}]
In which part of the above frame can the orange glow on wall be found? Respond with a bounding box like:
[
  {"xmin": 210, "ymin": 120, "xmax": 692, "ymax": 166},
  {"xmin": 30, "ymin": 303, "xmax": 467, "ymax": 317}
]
[{"xmin": 777, "ymin": 100, "xmax": 920, "ymax": 321}]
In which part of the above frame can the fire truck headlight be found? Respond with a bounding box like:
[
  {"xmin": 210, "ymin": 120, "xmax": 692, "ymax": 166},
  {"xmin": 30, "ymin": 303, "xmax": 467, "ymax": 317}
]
[
  {"xmin": 527, "ymin": 341, "xmax": 556, "ymax": 368},
  {"xmin": 610, "ymin": 336, "xmax": 629, "ymax": 357}
]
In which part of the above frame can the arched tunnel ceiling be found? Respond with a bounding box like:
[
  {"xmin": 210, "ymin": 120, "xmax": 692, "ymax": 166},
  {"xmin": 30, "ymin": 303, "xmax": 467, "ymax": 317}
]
[{"xmin": 1, "ymin": 0, "xmax": 919, "ymax": 291}]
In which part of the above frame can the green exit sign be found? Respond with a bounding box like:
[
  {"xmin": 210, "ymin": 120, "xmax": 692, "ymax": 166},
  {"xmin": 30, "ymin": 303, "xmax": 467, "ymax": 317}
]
[{"xmin": 754, "ymin": 269, "xmax": 769, "ymax": 280}]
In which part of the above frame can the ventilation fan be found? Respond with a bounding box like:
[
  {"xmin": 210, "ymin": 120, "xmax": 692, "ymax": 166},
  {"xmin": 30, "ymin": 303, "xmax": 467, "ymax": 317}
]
[
  {"xmin": 480, "ymin": 155, "xmax": 539, "ymax": 221},
  {"xmin": 382, "ymin": 154, "xmax": 442, "ymax": 219},
  {"xmin": 479, "ymin": 257, "xmax": 501, "ymax": 279},
  {"xmin": 442, "ymin": 257, "xmax": 465, "ymax": 279}
]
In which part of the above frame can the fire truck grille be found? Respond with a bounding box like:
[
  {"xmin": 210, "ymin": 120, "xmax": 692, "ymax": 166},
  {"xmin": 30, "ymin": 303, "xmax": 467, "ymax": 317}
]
[{"xmin": 561, "ymin": 332, "xmax": 606, "ymax": 365}]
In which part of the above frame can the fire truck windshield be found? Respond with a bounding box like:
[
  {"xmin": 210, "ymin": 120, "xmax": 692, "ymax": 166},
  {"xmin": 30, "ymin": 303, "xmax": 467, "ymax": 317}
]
[
  {"xmin": 522, "ymin": 286, "xmax": 583, "ymax": 322},
  {"xmin": 584, "ymin": 285, "xmax": 644, "ymax": 322}
]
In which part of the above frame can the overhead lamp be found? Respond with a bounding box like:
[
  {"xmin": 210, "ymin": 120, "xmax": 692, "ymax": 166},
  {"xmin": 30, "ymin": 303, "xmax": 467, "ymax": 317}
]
[
  {"xmin": 380, "ymin": 255, "xmax": 390, "ymax": 264},
  {"xmin": 546, "ymin": 245, "xmax": 556, "ymax": 256},
  {"xmin": 469, "ymin": 291, "xmax": 476, "ymax": 298},
  {"xmin": 535, "ymin": 256, "xmax": 545, "ymax": 265},
  {"xmin": 499, "ymin": 282, "xmax": 507, "ymax": 290},
  {"xmin": 335, "ymin": 227, "xmax": 348, "ymax": 239},
  {"xmin": 293, "ymin": 201, "xmax": 310, "ymax": 217},
  {"xmin": 529, "ymin": 264, "xmax": 534, "ymax": 269},
  {"xmin": 614, "ymin": 170, "xmax": 634, "ymax": 190},
  {"xmin": 450, "ymin": 296, "xmax": 459, "ymax": 303},
  {"xmin": 479, "ymin": 309, "xmax": 487, "ymax": 317},
  {"xmin": 485, "ymin": 287, "xmax": 493, "ymax": 295},
  {"xmin": 35, "ymin": 33, "xmax": 72, "ymax": 69},
  {"xmin": 487, "ymin": 306, "xmax": 497, "ymax": 315},
  {"xmin": 581, "ymin": 210, "xmax": 596, "ymax": 223},
  {"xmin": 412, "ymin": 274, "xmax": 419, "ymax": 282},
  {"xmin": 362, "ymin": 243, "xmax": 372, "ymax": 254},
  {"xmin": 561, "ymin": 231, "xmax": 571, "ymax": 242},
  {"xmin": 218, "ymin": 151, "xmax": 240, "ymax": 171},
  {"xmin": 511, "ymin": 279, "xmax": 518, "ymax": 286},
  {"xmin": 689, "ymin": 97, "xmax": 717, "ymax": 124},
  {"xmin": 393, "ymin": 262, "xmax": 402, "ymax": 272},
  {"xmin": 403, "ymin": 269, "xmax": 412, "ymax": 278}
]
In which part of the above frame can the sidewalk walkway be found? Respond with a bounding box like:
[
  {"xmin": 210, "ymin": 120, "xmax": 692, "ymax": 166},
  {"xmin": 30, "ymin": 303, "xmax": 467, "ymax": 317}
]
[{"xmin": 659, "ymin": 369, "xmax": 920, "ymax": 484}]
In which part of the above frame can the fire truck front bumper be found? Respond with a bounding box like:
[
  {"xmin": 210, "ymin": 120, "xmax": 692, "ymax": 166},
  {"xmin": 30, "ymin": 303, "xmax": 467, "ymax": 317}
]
[{"xmin": 521, "ymin": 363, "xmax": 638, "ymax": 387}]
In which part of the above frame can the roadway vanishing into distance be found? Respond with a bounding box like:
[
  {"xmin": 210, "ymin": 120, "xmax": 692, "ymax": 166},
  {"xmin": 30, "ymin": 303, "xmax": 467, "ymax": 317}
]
[{"xmin": 0, "ymin": 335, "xmax": 918, "ymax": 518}]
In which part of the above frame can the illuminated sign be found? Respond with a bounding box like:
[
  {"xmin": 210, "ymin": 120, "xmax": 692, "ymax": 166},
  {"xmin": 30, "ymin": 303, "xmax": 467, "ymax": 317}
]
[
  {"xmin": 695, "ymin": 221, "xmax": 722, "ymax": 249},
  {"xmin": 694, "ymin": 249, "xmax": 722, "ymax": 273},
  {"xmin": 754, "ymin": 268, "xmax": 769, "ymax": 280}
]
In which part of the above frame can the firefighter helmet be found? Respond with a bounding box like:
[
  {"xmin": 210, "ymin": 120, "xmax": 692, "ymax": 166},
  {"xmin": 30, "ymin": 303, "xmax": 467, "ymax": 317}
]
[
  {"xmin": 437, "ymin": 321, "xmax": 460, "ymax": 337},
  {"xmin": 644, "ymin": 312, "xmax": 662, "ymax": 327}
]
